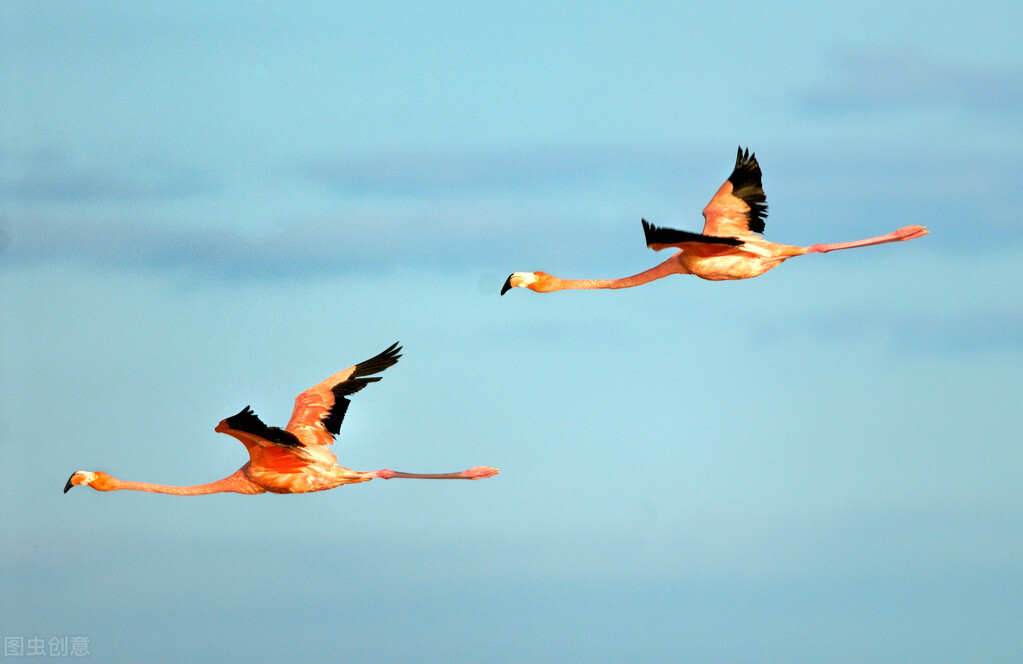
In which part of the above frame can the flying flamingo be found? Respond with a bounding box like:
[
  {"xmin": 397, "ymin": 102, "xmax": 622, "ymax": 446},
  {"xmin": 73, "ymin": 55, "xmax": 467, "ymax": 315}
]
[
  {"xmin": 501, "ymin": 147, "xmax": 928, "ymax": 294},
  {"xmin": 64, "ymin": 343, "xmax": 499, "ymax": 495}
]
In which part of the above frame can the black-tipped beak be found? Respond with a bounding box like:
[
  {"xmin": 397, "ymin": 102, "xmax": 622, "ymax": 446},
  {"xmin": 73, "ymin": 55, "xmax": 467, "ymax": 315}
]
[
  {"xmin": 63, "ymin": 472, "xmax": 77, "ymax": 493},
  {"xmin": 500, "ymin": 275, "xmax": 513, "ymax": 295}
]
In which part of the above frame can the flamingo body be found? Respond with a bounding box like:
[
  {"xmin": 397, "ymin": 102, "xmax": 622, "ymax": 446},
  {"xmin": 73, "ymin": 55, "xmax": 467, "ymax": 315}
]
[
  {"xmin": 501, "ymin": 147, "xmax": 928, "ymax": 294},
  {"xmin": 64, "ymin": 343, "xmax": 499, "ymax": 495}
]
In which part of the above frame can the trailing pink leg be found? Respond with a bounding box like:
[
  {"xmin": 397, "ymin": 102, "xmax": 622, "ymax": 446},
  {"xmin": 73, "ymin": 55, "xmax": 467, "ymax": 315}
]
[
  {"xmin": 371, "ymin": 466, "xmax": 499, "ymax": 480},
  {"xmin": 806, "ymin": 225, "xmax": 928, "ymax": 254}
]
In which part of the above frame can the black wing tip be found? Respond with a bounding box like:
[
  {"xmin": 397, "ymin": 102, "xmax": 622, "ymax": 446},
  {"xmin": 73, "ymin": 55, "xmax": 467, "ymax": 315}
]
[
  {"xmin": 322, "ymin": 342, "xmax": 400, "ymax": 435},
  {"xmin": 641, "ymin": 218, "xmax": 656, "ymax": 244},
  {"xmin": 331, "ymin": 339, "xmax": 403, "ymax": 407},
  {"xmin": 728, "ymin": 145, "xmax": 768, "ymax": 233},
  {"xmin": 642, "ymin": 218, "xmax": 743, "ymax": 247},
  {"xmin": 734, "ymin": 146, "xmax": 761, "ymax": 174},
  {"xmin": 642, "ymin": 218, "xmax": 658, "ymax": 244},
  {"xmin": 730, "ymin": 146, "xmax": 762, "ymax": 185},
  {"xmin": 221, "ymin": 406, "xmax": 302, "ymax": 447},
  {"xmin": 351, "ymin": 342, "xmax": 402, "ymax": 379},
  {"xmin": 224, "ymin": 405, "xmax": 255, "ymax": 423},
  {"xmin": 331, "ymin": 375, "xmax": 383, "ymax": 398}
]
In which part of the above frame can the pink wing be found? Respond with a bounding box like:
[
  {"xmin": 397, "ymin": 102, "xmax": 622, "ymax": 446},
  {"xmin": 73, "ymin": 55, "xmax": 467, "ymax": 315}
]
[
  {"xmin": 215, "ymin": 406, "xmax": 310, "ymax": 474},
  {"xmin": 284, "ymin": 342, "xmax": 402, "ymax": 448},
  {"xmin": 701, "ymin": 146, "xmax": 768, "ymax": 238}
]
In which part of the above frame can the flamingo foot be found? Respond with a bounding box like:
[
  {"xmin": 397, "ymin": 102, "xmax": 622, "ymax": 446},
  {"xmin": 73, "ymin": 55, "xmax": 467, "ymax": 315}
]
[
  {"xmin": 463, "ymin": 466, "xmax": 500, "ymax": 480},
  {"xmin": 894, "ymin": 225, "xmax": 929, "ymax": 241}
]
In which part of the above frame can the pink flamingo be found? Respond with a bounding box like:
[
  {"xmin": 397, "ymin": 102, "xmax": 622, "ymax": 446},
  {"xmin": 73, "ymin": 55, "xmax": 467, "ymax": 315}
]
[
  {"xmin": 502, "ymin": 147, "xmax": 928, "ymax": 293},
  {"xmin": 64, "ymin": 343, "xmax": 498, "ymax": 495}
]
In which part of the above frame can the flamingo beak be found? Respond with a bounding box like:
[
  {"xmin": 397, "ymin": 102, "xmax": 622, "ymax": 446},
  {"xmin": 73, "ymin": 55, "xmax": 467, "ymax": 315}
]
[
  {"xmin": 501, "ymin": 272, "xmax": 539, "ymax": 295},
  {"xmin": 64, "ymin": 470, "xmax": 94, "ymax": 493}
]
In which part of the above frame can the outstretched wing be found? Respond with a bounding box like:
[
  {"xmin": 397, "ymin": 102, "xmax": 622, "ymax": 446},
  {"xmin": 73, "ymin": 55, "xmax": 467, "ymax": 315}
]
[
  {"xmin": 216, "ymin": 406, "xmax": 309, "ymax": 474},
  {"xmin": 642, "ymin": 218, "xmax": 744, "ymax": 252},
  {"xmin": 701, "ymin": 146, "xmax": 768, "ymax": 237},
  {"xmin": 284, "ymin": 342, "xmax": 402, "ymax": 448}
]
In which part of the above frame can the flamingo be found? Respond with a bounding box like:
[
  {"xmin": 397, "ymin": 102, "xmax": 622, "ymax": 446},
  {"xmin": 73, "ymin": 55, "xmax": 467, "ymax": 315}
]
[
  {"xmin": 501, "ymin": 147, "xmax": 928, "ymax": 294},
  {"xmin": 64, "ymin": 343, "xmax": 499, "ymax": 495}
]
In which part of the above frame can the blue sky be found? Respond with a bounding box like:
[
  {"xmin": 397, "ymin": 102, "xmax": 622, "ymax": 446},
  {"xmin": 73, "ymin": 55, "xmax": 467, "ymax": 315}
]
[{"xmin": 2, "ymin": 1, "xmax": 1021, "ymax": 662}]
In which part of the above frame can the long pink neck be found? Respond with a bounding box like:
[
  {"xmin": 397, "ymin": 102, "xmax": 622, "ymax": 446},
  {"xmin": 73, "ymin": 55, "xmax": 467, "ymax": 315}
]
[
  {"xmin": 106, "ymin": 469, "xmax": 264, "ymax": 495},
  {"xmin": 545, "ymin": 255, "xmax": 685, "ymax": 291}
]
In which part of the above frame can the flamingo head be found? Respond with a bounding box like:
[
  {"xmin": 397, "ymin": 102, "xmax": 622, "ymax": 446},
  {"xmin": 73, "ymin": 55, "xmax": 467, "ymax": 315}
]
[
  {"xmin": 501, "ymin": 271, "xmax": 549, "ymax": 294},
  {"xmin": 64, "ymin": 470, "xmax": 112, "ymax": 493}
]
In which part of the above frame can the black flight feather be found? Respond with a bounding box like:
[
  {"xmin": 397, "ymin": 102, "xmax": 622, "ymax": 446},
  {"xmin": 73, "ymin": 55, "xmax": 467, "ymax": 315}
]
[
  {"xmin": 321, "ymin": 396, "xmax": 352, "ymax": 437},
  {"xmin": 727, "ymin": 146, "xmax": 768, "ymax": 233},
  {"xmin": 223, "ymin": 406, "xmax": 303, "ymax": 447},
  {"xmin": 642, "ymin": 219, "xmax": 744, "ymax": 247},
  {"xmin": 351, "ymin": 342, "xmax": 402, "ymax": 379}
]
